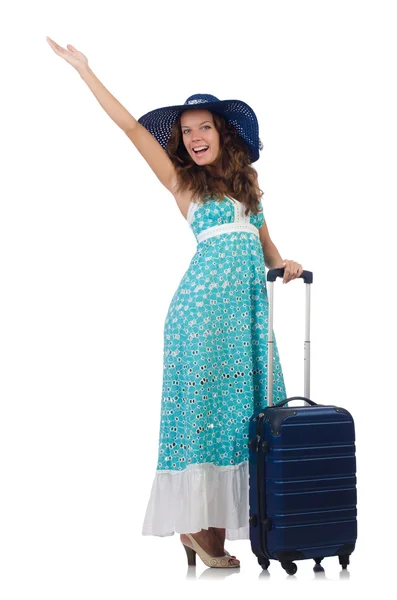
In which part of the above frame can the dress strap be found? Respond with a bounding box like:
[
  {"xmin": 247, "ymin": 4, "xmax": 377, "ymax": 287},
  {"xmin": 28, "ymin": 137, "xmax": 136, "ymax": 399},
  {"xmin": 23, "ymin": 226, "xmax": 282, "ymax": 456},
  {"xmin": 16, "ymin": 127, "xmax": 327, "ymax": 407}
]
[
  {"xmin": 226, "ymin": 196, "xmax": 252, "ymax": 226},
  {"xmin": 187, "ymin": 200, "xmax": 200, "ymax": 225}
]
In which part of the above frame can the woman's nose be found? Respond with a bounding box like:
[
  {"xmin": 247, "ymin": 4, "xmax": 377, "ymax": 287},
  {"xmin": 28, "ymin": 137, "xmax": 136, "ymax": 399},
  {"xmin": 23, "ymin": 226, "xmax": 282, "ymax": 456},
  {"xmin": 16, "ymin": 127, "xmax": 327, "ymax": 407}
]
[{"xmin": 192, "ymin": 131, "xmax": 203, "ymax": 142}]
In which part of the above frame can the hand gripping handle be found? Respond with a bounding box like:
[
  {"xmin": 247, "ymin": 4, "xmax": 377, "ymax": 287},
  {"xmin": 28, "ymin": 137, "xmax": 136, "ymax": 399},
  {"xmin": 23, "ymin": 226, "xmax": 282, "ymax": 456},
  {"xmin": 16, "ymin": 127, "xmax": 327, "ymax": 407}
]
[{"xmin": 267, "ymin": 268, "xmax": 313, "ymax": 284}]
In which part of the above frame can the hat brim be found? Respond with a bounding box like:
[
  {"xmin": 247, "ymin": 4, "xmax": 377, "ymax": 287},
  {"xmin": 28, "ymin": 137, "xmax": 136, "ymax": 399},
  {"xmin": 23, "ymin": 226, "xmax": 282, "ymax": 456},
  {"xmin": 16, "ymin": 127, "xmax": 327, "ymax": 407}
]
[{"xmin": 138, "ymin": 98, "xmax": 261, "ymax": 163}]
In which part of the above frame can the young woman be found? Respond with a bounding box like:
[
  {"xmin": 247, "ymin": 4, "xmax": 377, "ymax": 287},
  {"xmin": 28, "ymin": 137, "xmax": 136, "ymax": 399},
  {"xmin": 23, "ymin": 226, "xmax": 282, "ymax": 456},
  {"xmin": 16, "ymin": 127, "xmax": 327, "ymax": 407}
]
[{"xmin": 46, "ymin": 37, "xmax": 303, "ymax": 569}]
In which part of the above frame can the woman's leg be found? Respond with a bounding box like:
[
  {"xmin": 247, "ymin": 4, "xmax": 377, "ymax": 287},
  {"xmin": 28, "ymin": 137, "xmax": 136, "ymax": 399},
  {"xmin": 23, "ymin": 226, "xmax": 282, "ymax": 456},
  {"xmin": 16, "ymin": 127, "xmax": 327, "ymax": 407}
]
[{"xmin": 210, "ymin": 527, "xmax": 226, "ymax": 548}]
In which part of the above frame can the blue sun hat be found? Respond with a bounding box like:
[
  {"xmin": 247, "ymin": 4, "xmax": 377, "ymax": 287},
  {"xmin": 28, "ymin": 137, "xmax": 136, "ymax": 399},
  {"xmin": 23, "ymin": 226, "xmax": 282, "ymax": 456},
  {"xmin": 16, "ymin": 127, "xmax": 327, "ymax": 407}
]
[{"xmin": 138, "ymin": 93, "xmax": 263, "ymax": 163}]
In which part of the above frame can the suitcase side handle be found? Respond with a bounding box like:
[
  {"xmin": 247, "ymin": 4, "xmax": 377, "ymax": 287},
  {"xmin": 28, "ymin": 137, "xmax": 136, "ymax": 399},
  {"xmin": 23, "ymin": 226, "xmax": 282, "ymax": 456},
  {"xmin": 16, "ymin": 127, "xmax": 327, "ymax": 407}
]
[
  {"xmin": 267, "ymin": 268, "xmax": 313, "ymax": 284},
  {"xmin": 275, "ymin": 396, "xmax": 318, "ymax": 408}
]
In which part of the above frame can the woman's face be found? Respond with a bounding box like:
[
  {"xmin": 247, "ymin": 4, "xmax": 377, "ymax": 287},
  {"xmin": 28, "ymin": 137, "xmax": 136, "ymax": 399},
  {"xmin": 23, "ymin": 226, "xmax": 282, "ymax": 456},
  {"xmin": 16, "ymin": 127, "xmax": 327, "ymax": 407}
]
[{"xmin": 180, "ymin": 109, "xmax": 220, "ymax": 166}]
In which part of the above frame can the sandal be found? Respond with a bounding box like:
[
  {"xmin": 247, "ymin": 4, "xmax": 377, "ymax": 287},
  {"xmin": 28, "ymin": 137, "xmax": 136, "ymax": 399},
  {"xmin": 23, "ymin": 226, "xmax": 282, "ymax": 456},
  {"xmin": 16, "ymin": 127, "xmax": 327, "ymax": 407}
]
[{"xmin": 182, "ymin": 534, "xmax": 240, "ymax": 568}]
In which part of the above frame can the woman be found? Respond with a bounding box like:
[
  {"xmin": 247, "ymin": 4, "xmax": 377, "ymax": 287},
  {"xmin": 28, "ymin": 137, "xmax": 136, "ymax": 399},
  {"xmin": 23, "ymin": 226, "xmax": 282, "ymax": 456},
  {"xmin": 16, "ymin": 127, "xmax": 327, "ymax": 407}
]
[{"xmin": 46, "ymin": 37, "xmax": 303, "ymax": 569}]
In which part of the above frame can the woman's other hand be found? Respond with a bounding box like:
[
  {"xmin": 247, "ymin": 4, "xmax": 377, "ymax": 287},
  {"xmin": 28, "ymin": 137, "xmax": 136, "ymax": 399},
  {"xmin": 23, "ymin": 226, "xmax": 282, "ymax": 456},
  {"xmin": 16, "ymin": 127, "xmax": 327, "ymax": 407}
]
[
  {"xmin": 282, "ymin": 260, "xmax": 303, "ymax": 284},
  {"xmin": 46, "ymin": 37, "xmax": 89, "ymax": 71}
]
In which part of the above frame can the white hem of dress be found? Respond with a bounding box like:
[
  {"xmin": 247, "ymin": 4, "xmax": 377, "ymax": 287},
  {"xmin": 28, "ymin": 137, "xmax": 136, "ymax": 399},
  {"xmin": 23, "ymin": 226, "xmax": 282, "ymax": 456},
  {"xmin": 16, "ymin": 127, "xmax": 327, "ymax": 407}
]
[{"xmin": 142, "ymin": 461, "xmax": 249, "ymax": 540}]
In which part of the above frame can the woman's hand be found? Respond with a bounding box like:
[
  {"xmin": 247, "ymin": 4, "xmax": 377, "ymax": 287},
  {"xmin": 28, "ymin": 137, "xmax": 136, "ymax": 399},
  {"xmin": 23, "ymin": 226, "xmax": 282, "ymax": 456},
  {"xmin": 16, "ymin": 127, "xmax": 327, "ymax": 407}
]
[
  {"xmin": 46, "ymin": 37, "xmax": 89, "ymax": 71},
  {"xmin": 282, "ymin": 259, "xmax": 303, "ymax": 284}
]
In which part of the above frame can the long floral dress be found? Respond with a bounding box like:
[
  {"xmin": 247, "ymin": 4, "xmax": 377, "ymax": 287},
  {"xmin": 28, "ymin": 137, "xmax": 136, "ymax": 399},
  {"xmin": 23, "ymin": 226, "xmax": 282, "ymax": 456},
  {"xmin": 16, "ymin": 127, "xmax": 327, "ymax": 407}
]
[{"xmin": 142, "ymin": 196, "xmax": 287, "ymax": 540}]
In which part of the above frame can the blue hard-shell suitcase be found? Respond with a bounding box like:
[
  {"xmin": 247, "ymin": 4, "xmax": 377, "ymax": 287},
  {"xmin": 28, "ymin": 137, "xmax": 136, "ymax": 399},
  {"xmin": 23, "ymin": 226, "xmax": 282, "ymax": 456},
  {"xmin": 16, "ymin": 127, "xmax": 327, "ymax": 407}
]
[{"xmin": 248, "ymin": 268, "xmax": 357, "ymax": 575}]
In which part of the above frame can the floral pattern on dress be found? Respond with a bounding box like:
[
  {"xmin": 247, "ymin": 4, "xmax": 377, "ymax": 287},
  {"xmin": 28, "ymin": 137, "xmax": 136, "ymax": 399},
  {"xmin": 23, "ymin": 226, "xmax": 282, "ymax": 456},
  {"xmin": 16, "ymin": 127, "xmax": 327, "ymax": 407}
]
[{"xmin": 156, "ymin": 197, "xmax": 287, "ymax": 471}]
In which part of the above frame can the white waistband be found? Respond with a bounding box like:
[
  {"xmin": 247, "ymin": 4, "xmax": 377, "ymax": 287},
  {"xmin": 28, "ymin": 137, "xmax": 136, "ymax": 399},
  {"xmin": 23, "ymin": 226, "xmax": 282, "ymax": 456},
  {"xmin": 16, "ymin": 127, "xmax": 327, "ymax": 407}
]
[{"xmin": 196, "ymin": 223, "xmax": 260, "ymax": 243}]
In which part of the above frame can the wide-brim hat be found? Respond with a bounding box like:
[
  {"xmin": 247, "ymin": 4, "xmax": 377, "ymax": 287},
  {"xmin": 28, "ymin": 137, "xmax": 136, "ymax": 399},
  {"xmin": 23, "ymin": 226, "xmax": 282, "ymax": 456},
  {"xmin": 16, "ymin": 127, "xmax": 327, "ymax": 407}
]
[{"xmin": 138, "ymin": 94, "xmax": 263, "ymax": 163}]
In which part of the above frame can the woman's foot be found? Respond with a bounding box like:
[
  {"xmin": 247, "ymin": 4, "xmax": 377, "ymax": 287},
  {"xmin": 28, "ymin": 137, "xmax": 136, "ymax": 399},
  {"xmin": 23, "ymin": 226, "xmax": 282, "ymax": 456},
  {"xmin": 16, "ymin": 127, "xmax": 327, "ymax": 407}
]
[
  {"xmin": 180, "ymin": 530, "xmax": 240, "ymax": 567},
  {"xmin": 209, "ymin": 527, "xmax": 237, "ymax": 560}
]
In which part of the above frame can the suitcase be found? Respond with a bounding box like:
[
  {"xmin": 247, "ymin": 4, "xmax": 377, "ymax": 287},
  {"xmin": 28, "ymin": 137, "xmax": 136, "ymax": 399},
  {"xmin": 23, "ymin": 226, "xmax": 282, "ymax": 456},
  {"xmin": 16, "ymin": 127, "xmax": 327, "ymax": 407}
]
[{"xmin": 248, "ymin": 268, "xmax": 357, "ymax": 575}]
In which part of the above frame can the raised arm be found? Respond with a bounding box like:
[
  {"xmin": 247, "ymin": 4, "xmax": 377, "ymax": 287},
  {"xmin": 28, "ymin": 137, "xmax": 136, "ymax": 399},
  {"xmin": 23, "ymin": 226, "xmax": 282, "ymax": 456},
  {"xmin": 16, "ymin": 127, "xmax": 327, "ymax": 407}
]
[{"xmin": 46, "ymin": 38, "xmax": 177, "ymax": 194}]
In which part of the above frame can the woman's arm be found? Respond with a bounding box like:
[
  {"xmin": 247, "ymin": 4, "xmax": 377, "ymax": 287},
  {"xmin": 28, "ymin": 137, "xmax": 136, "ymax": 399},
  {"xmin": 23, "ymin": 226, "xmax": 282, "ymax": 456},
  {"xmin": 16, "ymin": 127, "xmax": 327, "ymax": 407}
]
[
  {"xmin": 77, "ymin": 66, "xmax": 137, "ymax": 134},
  {"xmin": 259, "ymin": 221, "xmax": 284, "ymax": 269},
  {"xmin": 259, "ymin": 221, "xmax": 303, "ymax": 283},
  {"xmin": 46, "ymin": 38, "xmax": 177, "ymax": 193},
  {"xmin": 252, "ymin": 172, "xmax": 284, "ymax": 269},
  {"xmin": 78, "ymin": 66, "xmax": 177, "ymax": 192}
]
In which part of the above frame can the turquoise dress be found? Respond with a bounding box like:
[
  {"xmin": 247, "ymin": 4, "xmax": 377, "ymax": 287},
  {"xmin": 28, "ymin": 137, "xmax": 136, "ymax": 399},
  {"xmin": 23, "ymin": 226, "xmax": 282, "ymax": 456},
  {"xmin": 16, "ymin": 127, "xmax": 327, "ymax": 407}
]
[{"xmin": 142, "ymin": 196, "xmax": 287, "ymax": 540}]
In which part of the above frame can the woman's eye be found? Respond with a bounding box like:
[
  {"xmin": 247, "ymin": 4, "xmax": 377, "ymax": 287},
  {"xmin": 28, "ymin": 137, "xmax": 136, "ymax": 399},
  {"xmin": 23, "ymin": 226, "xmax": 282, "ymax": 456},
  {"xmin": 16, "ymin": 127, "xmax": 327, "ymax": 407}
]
[{"xmin": 182, "ymin": 126, "xmax": 210, "ymax": 134}]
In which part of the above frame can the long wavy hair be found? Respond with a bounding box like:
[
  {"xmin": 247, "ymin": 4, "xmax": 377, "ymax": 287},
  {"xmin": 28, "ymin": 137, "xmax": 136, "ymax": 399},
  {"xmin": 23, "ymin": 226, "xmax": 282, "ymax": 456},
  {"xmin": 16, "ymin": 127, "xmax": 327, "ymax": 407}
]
[{"xmin": 166, "ymin": 111, "xmax": 264, "ymax": 216}]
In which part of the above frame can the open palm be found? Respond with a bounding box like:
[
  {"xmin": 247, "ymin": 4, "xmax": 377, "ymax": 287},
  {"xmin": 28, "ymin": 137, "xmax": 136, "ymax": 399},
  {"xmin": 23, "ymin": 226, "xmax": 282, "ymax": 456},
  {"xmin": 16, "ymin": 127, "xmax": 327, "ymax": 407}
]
[{"xmin": 46, "ymin": 37, "xmax": 89, "ymax": 70}]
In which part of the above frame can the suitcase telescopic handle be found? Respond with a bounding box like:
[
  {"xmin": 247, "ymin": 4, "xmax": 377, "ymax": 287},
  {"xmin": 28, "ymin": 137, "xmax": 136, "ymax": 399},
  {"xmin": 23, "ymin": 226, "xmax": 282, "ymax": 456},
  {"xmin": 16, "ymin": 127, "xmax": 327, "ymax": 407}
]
[
  {"xmin": 266, "ymin": 268, "xmax": 313, "ymax": 407},
  {"xmin": 267, "ymin": 268, "xmax": 313, "ymax": 284}
]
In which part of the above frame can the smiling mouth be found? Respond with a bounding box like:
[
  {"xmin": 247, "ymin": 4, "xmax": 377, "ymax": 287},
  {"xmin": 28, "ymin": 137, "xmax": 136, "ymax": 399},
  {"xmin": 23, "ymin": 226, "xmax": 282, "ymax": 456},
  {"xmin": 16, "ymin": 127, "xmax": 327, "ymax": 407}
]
[{"xmin": 193, "ymin": 146, "xmax": 209, "ymax": 156}]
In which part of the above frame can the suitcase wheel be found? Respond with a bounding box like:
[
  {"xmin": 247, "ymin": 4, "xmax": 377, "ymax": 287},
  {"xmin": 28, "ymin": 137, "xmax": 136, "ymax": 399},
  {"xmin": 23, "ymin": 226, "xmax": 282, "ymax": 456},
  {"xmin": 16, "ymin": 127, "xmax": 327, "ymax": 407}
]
[
  {"xmin": 339, "ymin": 554, "xmax": 350, "ymax": 570},
  {"xmin": 257, "ymin": 556, "xmax": 270, "ymax": 570},
  {"xmin": 313, "ymin": 557, "xmax": 324, "ymax": 573},
  {"xmin": 281, "ymin": 561, "xmax": 297, "ymax": 576}
]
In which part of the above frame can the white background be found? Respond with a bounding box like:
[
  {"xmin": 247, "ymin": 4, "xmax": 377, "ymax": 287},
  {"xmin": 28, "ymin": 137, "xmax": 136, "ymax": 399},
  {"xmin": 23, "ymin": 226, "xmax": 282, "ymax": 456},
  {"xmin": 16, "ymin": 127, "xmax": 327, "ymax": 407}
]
[{"xmin": 1, "ymin": 0, "xmax": 396, "ymax": 597}]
